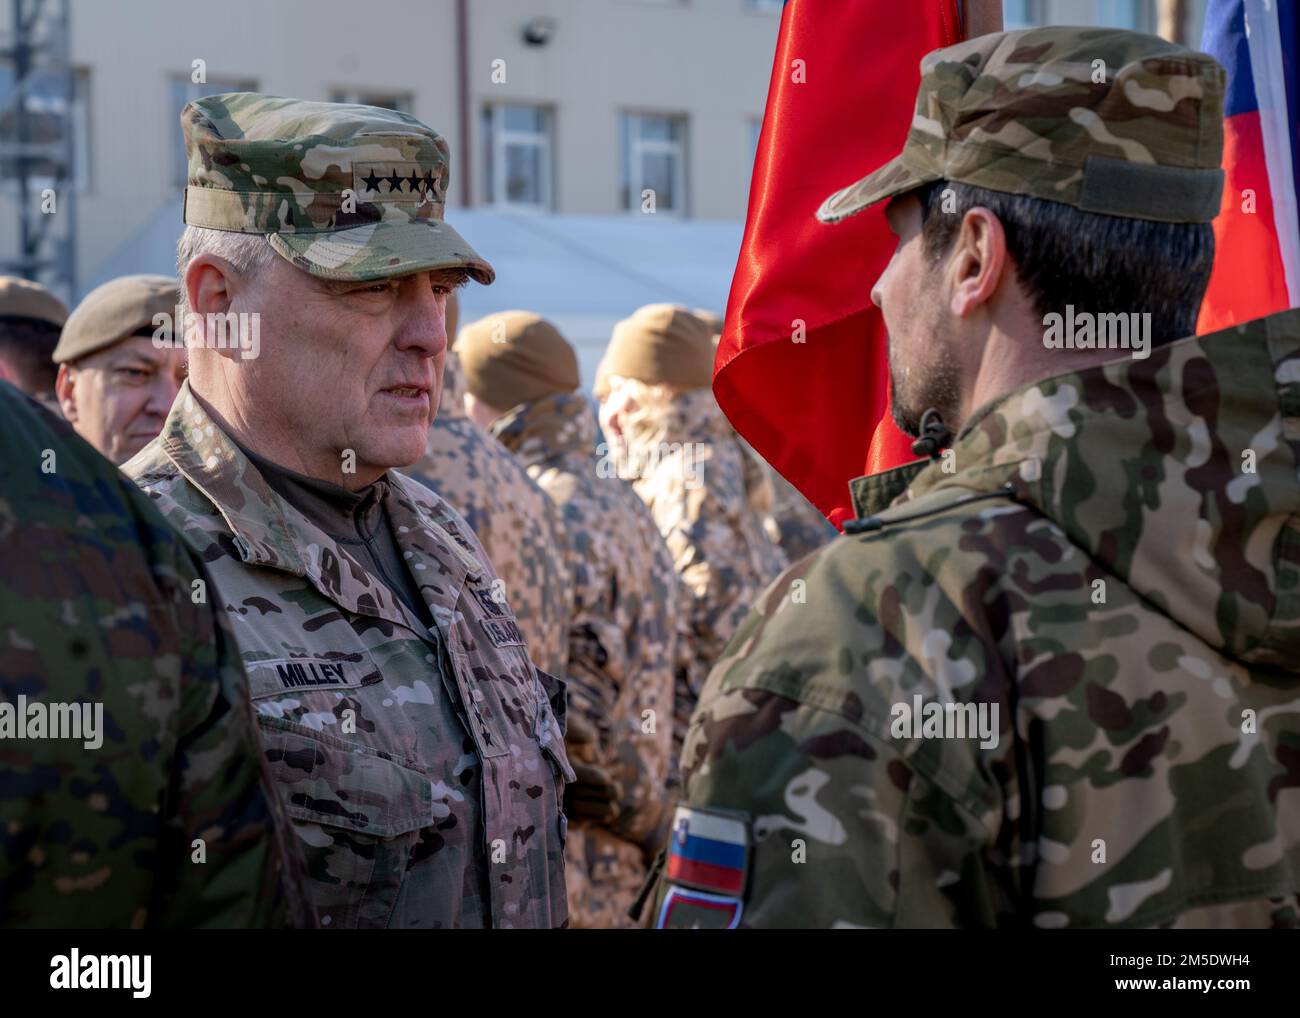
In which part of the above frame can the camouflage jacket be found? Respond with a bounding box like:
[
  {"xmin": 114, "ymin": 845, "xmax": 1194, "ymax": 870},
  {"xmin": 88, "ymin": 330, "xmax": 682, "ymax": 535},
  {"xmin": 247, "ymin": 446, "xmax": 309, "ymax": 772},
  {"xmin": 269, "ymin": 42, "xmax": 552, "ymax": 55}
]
[
  {"xmin": 652, "ymin": 313, "xmax": 1300, "ymax": 929},
  {"xmin": 407, "ymin": 351, "xmax": 574, "ymax": 679},
  {"xmin": 492, "ymin": 392, "xmax": 679, "ymax": 926},
  {"xmin": 615, "ymin": 387, "xmax": 787, "ymax": 785},
  {"xmin": 124, "ymin": 381, "xmax": 574, "ymax": 929},
  {"xmin": 0, "ymin": 382, "xmax": 306, "ymax": 928}
]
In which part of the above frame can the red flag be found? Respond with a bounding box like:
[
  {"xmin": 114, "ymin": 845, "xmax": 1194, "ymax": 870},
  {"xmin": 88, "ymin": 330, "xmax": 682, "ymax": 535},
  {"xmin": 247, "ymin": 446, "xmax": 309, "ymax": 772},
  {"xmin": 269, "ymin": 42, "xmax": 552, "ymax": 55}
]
[{"xmin": 714, "ymin": 1, "xmax": 962, "ymax": 530}]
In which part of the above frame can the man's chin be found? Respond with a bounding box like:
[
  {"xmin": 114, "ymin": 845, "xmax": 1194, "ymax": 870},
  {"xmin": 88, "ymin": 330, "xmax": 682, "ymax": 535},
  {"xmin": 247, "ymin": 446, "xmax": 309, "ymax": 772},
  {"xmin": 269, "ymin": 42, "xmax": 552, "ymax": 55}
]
[{"xmin": 363, "ymin": 428, "xmax": 431, "ymax": 471}]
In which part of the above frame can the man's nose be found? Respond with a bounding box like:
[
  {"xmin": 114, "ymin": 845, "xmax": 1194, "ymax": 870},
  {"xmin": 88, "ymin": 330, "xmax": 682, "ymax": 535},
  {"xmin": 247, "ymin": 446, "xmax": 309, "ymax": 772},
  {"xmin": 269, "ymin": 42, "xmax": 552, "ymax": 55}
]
[
  {"xmin": 146, "ymin": 371, "xmax": 183, "ymax": 416},
  {"xmin": 870, "ymin": 265, "xmax": 888, "ymax": 310},
  {"xmin": 395, "ymin": 280, "xmax": 448, "ymax": 356}
]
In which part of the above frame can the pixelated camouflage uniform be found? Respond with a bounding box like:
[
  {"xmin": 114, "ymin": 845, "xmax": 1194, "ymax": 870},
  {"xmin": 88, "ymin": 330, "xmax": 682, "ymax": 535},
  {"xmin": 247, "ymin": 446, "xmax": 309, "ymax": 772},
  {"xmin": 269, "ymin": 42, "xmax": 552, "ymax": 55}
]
[
  {"xmin": 654, "ymin": 314, "xmax": 1300, "ymax": 928},
  {"xmin": 0, "ymin": 382, "xmax": 309, "ymax": 928},
  {"xmin": 490, "ymin": 391, "xmax": 678, "ymax": 927},
  {"xmin": 124, "ymin": 382, "xmax": 573, "ymax": 929},
  {"xmin": 406, "ymin": 350, "xmax": 574, "ymax": 679},
  {"xmin": 614, "ymin": 387, "xmax": 787, "ymax": 788}
]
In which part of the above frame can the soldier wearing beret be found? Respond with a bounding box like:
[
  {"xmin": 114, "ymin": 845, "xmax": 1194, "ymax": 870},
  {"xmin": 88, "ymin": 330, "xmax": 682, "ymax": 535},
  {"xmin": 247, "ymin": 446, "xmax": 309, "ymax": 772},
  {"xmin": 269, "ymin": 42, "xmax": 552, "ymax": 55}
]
[
  {"xmin": 457, "ymin": 310, "xmax": 680, "ymax": 927},
  {"xmin": 0, "ymin": 275, "xmax": 68, "ymax": 411},
  {"xmin": 594, "ymin": 303, "xmax": 787, "ymax": 798},
  {"xmin": 406, "ymin": 292, "xmax": 577, "ymax": 683},
  {"xmin": 53, "ymin": 275, "xmax": 187, "ymax": 464},
  {"xmin": 123, "ymin": 94, "xmax": 572, "ymax": 928},
  {"xmin": 649, "ymin": 27, "xmax": 1300, "ymax": 928}
]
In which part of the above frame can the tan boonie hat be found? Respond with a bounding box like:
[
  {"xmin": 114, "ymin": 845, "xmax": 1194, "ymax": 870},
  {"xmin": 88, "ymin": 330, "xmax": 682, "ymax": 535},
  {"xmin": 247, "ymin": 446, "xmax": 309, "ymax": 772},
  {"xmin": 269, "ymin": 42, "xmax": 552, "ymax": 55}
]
[
  {"xmin": 818, "ymin": 26, "xmax": 1226, "ymax": 226},
  {"xmin": 181, "ymin": 92, "xmax": 494, "ymax": 284},
  {"xmin": 0, "ymin": 276, "xmax": 68, "ymax": 327},
  {"xmin": 456, "ymin": 311, "xmax": 580, "ymax": 412},
  {"xmin": 54, "ymin": 275, "xmax": 178, "ymax": 364},
  {"xmin": 594, "ymin": 303, "xmax": 714, "ymax": 399}
]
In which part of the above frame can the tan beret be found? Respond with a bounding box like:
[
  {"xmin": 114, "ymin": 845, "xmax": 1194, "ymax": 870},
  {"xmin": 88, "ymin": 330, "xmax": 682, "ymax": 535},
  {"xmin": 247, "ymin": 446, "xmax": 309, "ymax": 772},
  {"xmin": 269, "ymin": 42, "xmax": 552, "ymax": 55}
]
[
  {"xmin": 594, "ymin": 303, "xmax": 714, "ymax": 398},
  {"xmin": 0, "ymin": 276, "xmax": 68, "ymax": 327},
  {"xmin": 455, "ymin": 311, "xmax": 580, "ymax": 412},
  {"xmin": 54, "ymin": 275, "xmax": 179, "ymax": 364}
]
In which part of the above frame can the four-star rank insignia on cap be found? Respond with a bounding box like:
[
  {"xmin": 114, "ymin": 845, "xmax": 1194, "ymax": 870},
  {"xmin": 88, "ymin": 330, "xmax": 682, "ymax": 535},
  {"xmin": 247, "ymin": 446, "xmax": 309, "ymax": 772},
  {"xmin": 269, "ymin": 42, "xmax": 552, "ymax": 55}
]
[{"xmin": 655, "ymin": 804, "xmax": 750, "ymax": 929}]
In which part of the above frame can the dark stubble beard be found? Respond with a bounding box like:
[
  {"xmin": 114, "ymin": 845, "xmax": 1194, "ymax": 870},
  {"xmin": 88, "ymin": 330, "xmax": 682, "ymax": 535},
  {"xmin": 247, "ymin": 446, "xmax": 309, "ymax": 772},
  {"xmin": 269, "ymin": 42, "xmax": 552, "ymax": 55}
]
[{"xmin": 888, "ymin": 331, "xmax": 964, "ymax": 439}]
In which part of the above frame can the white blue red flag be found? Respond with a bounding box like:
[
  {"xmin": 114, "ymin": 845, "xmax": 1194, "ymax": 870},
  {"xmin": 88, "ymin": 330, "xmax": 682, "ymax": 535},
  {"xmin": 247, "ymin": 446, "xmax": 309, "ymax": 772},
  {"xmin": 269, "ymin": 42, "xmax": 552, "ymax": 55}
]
[{"xmin": 1199, "ymin": 0, "xmax": 1300, "ymax": 331}]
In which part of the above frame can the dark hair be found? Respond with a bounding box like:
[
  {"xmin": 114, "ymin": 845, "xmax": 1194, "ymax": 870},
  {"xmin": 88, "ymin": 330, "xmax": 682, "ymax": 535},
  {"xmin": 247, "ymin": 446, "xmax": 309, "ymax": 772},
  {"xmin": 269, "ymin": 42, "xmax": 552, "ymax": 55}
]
[
  {"xmin": 916, "ymin": 180, "xmax": 1215, "ymax": 346},
  {"xmin": 0, "ymin": 316, "xmax": 61, "ymax": 398}
]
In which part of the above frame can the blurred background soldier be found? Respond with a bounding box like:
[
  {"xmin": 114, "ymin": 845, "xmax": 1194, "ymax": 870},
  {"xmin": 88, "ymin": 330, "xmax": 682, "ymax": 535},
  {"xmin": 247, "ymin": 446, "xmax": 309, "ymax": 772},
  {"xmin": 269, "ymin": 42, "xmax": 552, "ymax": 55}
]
[
  {"xmin": 0, "ymin": 276, "xmax": 67, "ymax": 413},
  {"xmin": 405, "ymin": 292, "xmax": 575, "ymax": 680},
  {"xmin": 696, "ymin": 307, "xmax": 836, "ymax": 563},
  {"xmin": 458, "ymin": 310, "xmax": 679, "ymax": 928},
  {"xmin": 0, "ymin": 382, "xmax": 308, "ymax": 928},
  {"xmin": 53, "ymin": 275, "xmax": 187, "ymax": 465},
  {"xmin": 594, "ymin": 303, "xmax": 786, "ymax": 789},
  {"xmin": 126, "ymin": 94, "xmax": 572, "ymax": 928}
]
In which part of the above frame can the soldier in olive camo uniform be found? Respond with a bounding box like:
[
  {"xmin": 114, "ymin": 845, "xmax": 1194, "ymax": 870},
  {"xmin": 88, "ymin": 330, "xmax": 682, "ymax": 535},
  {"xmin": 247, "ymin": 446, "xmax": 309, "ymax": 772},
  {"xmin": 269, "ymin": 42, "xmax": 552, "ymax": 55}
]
[
  {"xmin": 126, "ymin": 93, "xmax": 573, "ymax": 928},
  {"xmin": 406, "ymin": 347, "xmax": 574, "ymax": 680},
  {"xmin": 0, "ymin": 383, "xmax": 308, "ymax": 928},
  {"xmin": 651, "ymin": 28, "xmax": 1300, "ymax": 928},
  {"xmin": 488, "ymin": 380, "xmax": 679, "ymax": 928}
]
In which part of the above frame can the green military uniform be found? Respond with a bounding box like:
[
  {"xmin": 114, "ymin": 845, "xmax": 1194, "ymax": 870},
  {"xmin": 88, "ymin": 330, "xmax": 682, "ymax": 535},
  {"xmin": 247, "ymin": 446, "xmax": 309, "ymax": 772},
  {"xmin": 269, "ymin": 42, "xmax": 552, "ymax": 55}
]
[
  {"xmin": 651, "ymin": 27, "xmax": 1300, "ymax": 928},
  {"xmin": 122, "ymin": 94, "xmax": 573, "ymax": 928},
  {"xmin": 0, "ymin": 382, "xmax": 307, "ymax": 928}
]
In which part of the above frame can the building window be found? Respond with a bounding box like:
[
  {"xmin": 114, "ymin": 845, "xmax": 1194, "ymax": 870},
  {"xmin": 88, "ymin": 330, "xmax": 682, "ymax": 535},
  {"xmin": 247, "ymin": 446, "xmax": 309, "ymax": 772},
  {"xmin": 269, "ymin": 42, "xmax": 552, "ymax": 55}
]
[
  {"xmin": 172, "ymin": 77, "xmax": 257, "ymax": 189},
  {"xmin": 329, "ymin": 89, "xmax": 413, "ymax": 113},
  {"xmin": 620, "ymin": 112, "xmax": 687, "ymax": 215},
  {"xmin": 1094, "ymin": 0, "xmax": 1149, "ymax": 30},
  {"xmin": 0, "ymin": 66, "xmax": 91, "ymax": 192},
  {"xmin": 1002, "ymin": 0, "xmax": 1042, "ymax": 28},
  {"xmin": 481, "ymin": 104, "xmax": 553, "ymax": 211}
]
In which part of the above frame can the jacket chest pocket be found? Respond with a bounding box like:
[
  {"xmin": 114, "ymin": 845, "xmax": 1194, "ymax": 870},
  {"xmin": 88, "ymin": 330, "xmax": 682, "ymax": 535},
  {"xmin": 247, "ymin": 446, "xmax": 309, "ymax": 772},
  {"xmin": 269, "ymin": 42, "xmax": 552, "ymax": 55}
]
[{"xmin": 260, "ymin": 721, "xmax": 433, "ymax": 929}]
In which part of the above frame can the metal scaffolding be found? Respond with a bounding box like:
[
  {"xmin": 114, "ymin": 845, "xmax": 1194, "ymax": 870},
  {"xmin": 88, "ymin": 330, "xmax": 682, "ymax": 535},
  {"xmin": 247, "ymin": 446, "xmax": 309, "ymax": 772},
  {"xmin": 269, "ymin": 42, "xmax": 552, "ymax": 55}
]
[{"xmin": 0, "ymin": 0, "xmax": 76, "ymax": 300}]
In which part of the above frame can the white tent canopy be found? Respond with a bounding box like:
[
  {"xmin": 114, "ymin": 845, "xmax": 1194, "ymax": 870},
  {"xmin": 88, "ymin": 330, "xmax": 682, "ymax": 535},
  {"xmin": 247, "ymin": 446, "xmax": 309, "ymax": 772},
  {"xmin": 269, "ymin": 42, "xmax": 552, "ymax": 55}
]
[{"xmin": 87, "ymin": 205, "xmax": 744, "ymax": 390}]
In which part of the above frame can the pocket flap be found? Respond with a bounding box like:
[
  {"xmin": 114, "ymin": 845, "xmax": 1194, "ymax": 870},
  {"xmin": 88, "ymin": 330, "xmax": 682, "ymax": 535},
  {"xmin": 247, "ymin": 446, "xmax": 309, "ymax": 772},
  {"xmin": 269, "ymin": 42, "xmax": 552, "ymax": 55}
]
[{"xmin": 261, "ymin": 723, "xmax": 433, "ymax": 837}]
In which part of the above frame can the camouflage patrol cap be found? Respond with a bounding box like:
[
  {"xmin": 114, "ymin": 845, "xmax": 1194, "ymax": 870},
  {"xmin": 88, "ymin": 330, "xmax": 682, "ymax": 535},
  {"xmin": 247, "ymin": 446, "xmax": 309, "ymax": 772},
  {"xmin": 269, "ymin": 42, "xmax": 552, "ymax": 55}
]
[
  {"xmin": 0, "ymin": 276, "xmax": 67, "ymax": 327},
  {"xmin": 817, "ymin": 26, "xmax": 1226, "ymax": 226},
  {"xmin": 181, "ymin": 93, "xmax": 494, "ymax": 284}
]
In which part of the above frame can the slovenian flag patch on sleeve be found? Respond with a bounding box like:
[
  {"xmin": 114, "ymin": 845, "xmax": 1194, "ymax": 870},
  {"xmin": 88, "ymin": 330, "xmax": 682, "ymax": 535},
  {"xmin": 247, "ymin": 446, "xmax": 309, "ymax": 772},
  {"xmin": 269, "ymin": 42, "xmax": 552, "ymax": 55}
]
[{"xmin": 665, "ymin": 804, "xmax": 749, "ymax": 896}]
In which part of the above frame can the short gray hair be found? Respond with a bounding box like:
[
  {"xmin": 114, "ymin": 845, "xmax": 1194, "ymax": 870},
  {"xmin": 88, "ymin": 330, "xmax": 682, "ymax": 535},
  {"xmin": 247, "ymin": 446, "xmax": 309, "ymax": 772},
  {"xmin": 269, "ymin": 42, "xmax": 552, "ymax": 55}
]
[{"xmin": 175, "ymin": 226, "xmax": 277, "ymax": 318}]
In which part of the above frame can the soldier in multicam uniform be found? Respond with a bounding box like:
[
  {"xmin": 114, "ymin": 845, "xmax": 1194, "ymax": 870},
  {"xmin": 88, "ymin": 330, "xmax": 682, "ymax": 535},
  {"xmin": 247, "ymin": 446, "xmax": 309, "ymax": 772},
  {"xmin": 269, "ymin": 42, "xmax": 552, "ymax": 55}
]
[
  {"xmin": 594, "ymin": 303, "xmax": 787, "ymax": 791},
  {"xmin": 405, "ymin": 292, "xmax": 575, "ymax": 680},
  {"xmin": 0, "ymin": 382, "xmax": 308, "ymax": 928},
  {"xmin": 124, "ymin": 94, "xmax": 572, "ymax": 928},
  {"xmin": 649, "ymin": 27, "xmax": 1300, "ymax": 928},
  {"xmin": 457, "ymin": 310, "xmax": 679, "ymax": 927}
]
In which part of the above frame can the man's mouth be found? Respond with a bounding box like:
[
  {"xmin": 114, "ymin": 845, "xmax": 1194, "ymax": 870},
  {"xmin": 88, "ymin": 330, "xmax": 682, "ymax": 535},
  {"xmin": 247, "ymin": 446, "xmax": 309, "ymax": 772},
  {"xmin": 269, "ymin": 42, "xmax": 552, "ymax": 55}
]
[{"xmin": 386, "ymin": 386, "xmax": 424, "ymax": 398}]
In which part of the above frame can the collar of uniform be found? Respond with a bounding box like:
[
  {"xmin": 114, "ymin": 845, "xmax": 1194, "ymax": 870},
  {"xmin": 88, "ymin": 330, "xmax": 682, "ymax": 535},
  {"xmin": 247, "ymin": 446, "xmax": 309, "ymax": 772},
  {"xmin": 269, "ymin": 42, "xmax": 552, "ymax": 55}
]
[
  {"xmin": 157, "ymin": 382, "xmax": 422, "ymax": 628},
  {"xmin": 384, "ymin": 470, "xmax": 488, "ymax": 629},
  {"xmin": 848, "ymin": 459, "xmax": 928, "ymax": 519},
  {"xmin": 490, "ymin": 391, "xmax": 594, "ymax": 468}
]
